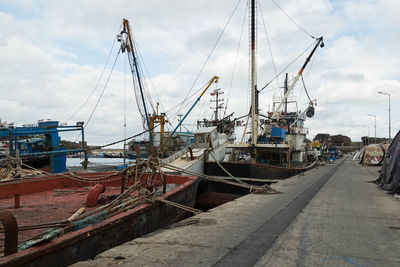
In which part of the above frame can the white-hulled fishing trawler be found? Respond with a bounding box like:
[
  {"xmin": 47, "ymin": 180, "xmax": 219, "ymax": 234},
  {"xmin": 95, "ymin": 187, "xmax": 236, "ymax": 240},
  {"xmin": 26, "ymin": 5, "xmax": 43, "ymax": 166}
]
[
  {"xmin": 116, "ymin": 20, "xmax": 230, "ymax": 175},
  {"xmin": 204, "ymin": 0, "xmax": 323, "ymax": 180}
]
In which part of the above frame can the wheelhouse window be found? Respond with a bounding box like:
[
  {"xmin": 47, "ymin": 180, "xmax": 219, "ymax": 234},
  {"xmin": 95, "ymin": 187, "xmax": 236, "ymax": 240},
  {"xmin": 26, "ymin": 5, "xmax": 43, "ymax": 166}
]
[{"xmin": 196, "ymin": 135, "xmax": 206, "ymax": 144}]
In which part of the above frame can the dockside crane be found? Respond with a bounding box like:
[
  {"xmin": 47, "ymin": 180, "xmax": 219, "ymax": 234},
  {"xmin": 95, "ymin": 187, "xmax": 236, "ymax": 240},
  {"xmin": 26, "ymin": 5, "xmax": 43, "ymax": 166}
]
[{"xmin": 170, "ymin": 76, "xmax": 220, "ymax": 137}]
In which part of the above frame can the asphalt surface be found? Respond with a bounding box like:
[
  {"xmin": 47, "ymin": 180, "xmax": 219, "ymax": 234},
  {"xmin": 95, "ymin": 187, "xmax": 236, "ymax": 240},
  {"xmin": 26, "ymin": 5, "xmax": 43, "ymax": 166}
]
[
  {"xmin": 73, "ymin": 156, "xmax": 400, "ymax": 267},
  {"xmin": 255, "ymin": 157, "xmax": 400, "ymax": 267},
  {"xmin": 214, "ymin": 160, "xmax": 345, "ymax": 267}
]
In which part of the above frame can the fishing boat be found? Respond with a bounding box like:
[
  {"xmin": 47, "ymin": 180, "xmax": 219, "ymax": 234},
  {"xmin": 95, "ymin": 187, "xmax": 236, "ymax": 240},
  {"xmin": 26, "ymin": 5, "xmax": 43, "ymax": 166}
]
[
  {"xmin": 205, "ymin": 158, "xmax": 317, "ymax": 180},
  {"xmin": 116, "ymin": 20, "xmax": 229, "ymax": 176},
  {"xmin": 0, "ymin": 139, "xmax": 50, "ymax": 172},
  {"xmin": 125, "ymin": 140, "xmax": 150, "ymax": 159},
  {"xmin": 161, "ymin": 126, "xmax": 229, "ymax": 175},
  {"xmin": 200, "ymin": 0, "xmax": 324, "ymax": 180},
  {"xmin": 0, "ymin": 159, "xmax": 199, "ymax": 266}
]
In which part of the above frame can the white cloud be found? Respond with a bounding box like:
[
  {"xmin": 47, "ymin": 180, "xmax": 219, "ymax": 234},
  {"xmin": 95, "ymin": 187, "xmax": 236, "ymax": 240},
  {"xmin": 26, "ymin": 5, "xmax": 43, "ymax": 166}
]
[{"xmin": 0, "ymin": 0, "xmax": 399, "ymax": 147}]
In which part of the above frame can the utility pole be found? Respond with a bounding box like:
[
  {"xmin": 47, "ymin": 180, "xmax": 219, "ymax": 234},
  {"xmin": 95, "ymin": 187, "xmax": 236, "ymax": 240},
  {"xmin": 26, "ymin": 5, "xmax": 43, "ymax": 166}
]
[
  {"xmin": 367, "ymin": 113, "xmax": 376, "ymax": 144},
  {"xmin": 177, "ymin": 113, "xmax": 183, "ymax": 132},
  {"xmin": 378, "ymin": 91, "xmax": 391, "ymax": 140},
  {"xmin": 210, "ymin": 89, "xmax": 224, "ymax": 122}
]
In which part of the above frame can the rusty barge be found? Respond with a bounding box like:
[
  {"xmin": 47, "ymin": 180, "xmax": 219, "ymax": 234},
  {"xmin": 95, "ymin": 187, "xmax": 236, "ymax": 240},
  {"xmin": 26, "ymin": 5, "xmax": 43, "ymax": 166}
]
[{"xmin": 0, "ymin": 162, "xmax": 199, "ymax": 266}]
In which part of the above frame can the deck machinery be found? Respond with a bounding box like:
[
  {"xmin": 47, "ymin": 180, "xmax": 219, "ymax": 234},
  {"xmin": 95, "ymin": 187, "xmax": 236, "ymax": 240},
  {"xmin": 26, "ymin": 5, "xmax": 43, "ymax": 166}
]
[{"xmin": 0, "ymin": 121, "xmax": 85, "ymax": 173}]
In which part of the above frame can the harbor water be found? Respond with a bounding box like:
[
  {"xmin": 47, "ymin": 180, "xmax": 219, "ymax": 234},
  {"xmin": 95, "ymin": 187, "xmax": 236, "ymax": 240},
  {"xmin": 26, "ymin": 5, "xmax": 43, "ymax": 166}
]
[{"xmin": 67, "ymin": 157, "xmax": 128, "ymax": 167}]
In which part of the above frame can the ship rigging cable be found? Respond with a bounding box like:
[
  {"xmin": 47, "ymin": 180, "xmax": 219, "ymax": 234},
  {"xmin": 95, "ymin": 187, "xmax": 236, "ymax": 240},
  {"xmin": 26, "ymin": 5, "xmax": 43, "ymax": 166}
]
[
  {"xmin": 258, "ymin": 39, "xmax": 317, "ymax": 93},
  {"xmin": 172, "ymin": 0, "xmax": 242, "ymax": 125},
  {"xmin": 85, "ymin": 48, "xmax": 121, "ymax": 125},
  {"xmin": 124, "ymin": 21, "xmax": 180, "ymax": 135},
  {"xmin": 258, "ymin": 0, "xmax": 280, "ymax": 89},
  {"xmin": 134, "ymin": 37, "xmax": 172, "ymax": 132},
  {"xmin": 300, "ymin": 74, "xmax": 312, "ymax": 102},
  {"xmin": 271, "ymin": 0, "xmax": 315, "ymax": 39},
  {"xmin": 130, "ymin": 33, "xmax": 156, "ymax": 115},
  {"xmin": 63, "ymin": 35, "xmax": 118, "ymax": 125},
  {"xmin": 164, "ymin": 80, "xmax": 210, "ymax": 117},
  {"xmin": 88, "ymin": 122, "xmax": 161, "ymax": 151},
  {"xmin": 224, "ymin": 1, "xmax": 248, "ymax": 119},
  {"xmin": 125, "ymin": 35, "xmax": 151, "ymax": 132},
  {"xmin": 305, "ymin": 49, "xmax": 317, "ymax": 81},
  {"xmin": 123, "ymin": 51, "xmax": 127, "ymax": 159},
  {"xmin": 195, "ymin": 84, "xmax": 211, "ymax": 124},
  {"xmin": 73, "ymin": 48, "xmax": 122, "ymax": 143}
]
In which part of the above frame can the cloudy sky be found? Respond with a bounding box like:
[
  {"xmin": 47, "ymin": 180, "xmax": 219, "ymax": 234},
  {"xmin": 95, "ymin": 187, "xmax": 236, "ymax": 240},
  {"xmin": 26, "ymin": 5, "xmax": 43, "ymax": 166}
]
[{"xmin": 0, "ymin": 0, "xmax": 398, "ymax": 147}]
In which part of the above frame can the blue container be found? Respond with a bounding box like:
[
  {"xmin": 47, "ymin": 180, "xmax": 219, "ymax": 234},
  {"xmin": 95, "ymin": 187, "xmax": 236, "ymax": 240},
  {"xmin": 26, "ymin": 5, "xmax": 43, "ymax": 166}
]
[{"xmin": 271, "ymin": 127, "xmax": 287, "ymax": 139}]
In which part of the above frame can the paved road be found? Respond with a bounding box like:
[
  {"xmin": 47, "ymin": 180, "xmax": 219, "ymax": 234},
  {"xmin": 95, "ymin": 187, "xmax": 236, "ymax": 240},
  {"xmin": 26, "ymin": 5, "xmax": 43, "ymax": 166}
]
[
  {"xmin": 256, "ymin": 156, "xmax": 400, "ymax": 267},
  {"xmin": 73, "ymin": 156, "xmax": 400, "ymax": 267}
]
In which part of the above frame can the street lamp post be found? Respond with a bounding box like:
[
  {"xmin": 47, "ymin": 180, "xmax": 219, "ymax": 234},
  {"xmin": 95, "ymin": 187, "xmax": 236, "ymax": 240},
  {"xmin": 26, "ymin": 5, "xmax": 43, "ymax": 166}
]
[
  {"xmin": 378, "ymin": 91, "xmax": 391, "ymax": 140},
  {"xmin": 367, "ymin": 114, "xmax": 376, "ymax": 144}
]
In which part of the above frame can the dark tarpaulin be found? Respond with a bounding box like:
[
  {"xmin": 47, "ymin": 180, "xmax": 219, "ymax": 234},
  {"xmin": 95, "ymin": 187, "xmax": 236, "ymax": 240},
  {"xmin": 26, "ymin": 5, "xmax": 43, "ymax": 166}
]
[{"xmin": 376, "ymin": 130, "xmax": 400, "ymax": 192}]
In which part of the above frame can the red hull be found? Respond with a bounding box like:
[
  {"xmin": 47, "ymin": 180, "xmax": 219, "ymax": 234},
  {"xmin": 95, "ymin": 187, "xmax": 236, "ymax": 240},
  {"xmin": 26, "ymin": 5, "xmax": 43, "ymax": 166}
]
[{"xmin": 0, "ymin": 172, "xmax": 199, "ymax": 266}]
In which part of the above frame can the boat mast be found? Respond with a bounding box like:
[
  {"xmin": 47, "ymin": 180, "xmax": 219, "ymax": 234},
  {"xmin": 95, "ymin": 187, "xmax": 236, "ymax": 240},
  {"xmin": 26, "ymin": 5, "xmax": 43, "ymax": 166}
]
[
  {"xmin": 250, "ymin": 0, "xmax": 258, "ymax": 146},
  {"xmin": 123, "ymin": 19, "xmax": 153, "ymax": 146}
]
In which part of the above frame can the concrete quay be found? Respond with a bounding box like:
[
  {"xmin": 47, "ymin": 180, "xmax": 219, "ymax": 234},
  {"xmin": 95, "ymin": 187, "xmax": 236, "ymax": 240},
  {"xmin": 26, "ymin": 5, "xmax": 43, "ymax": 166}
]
[{"xmin": 73, "ymin": 155, "xmax": 400, "ymax": 266}]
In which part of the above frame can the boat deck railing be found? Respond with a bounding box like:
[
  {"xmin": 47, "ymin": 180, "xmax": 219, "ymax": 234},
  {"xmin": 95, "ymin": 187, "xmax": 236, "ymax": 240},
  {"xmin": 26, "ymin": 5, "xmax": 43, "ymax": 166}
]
[{"xmin": 161, "ymin": 146, "xmax": 191, "ymax": 164}]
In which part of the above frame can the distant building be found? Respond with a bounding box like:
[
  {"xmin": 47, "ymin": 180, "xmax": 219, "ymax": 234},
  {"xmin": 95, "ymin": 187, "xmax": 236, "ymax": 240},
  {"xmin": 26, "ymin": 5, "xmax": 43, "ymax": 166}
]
[{"xmin": 361, "ymin": 136, "xmax": 390, "ymax": 146}]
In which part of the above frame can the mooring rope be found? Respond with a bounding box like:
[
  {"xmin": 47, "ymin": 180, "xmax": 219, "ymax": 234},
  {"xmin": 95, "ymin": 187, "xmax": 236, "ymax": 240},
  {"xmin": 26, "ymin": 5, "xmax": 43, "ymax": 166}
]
[
  {"xmin": 13, "ymin": 156, "xmax": 203, "ymax": 252},
  {"xmin": 161, "ymin": 162, "xmax": 278, "ymax": 194},
  {"xmin": 208, "ymin": 150, "xmax": 247, "ymax": 185},
  {"xmin": 146, "ymin": 196, "xmax": 203, "ymax": 215}
]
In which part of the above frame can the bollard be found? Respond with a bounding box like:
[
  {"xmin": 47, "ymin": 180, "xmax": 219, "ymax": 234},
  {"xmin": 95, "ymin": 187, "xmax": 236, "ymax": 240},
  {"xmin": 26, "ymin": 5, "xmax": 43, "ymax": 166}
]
[
  {"xmin": 0, "ymin": 209, "xmax": 18, "ymax": 256},
  {"xmin": 86, "ymin": 184, "xmax": 106, "ymax": 207},
  {"xmin": 188, "ymin": 147, "xmax": 194, "ymax": 160},
  {"xmin": 14, "ymin": 195, "xmax": 20, "ymax": 209}
]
